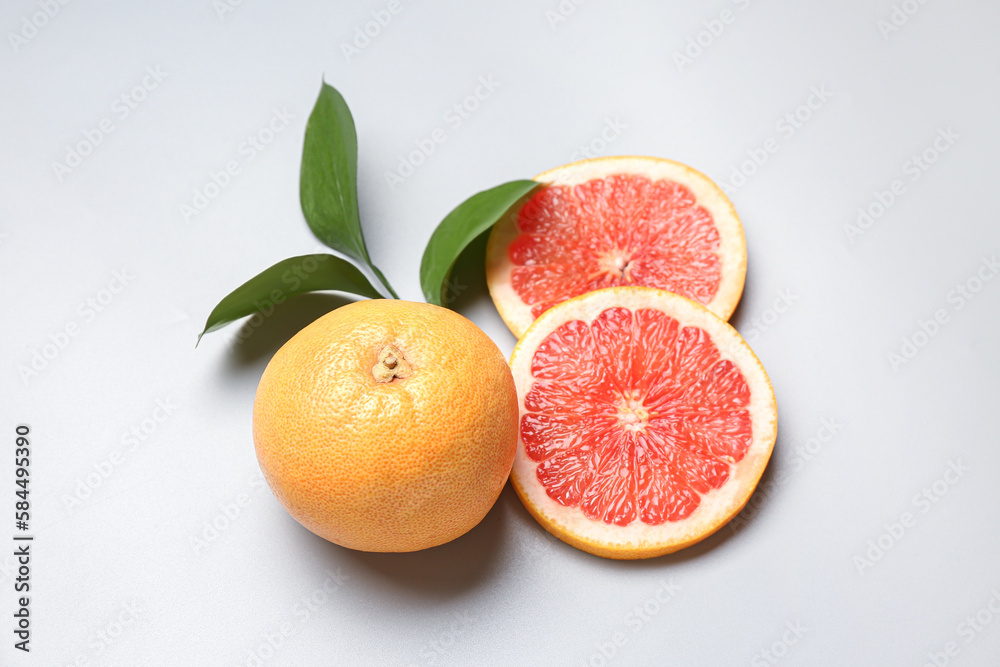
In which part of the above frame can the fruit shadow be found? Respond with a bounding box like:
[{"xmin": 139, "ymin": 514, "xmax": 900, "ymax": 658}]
[
  {"xmin": 321, "ymin": 486, "xmax": 511, "ymax": 595},
  {"xmin": 726, "ymin": 273, "xmax": 751, "ymax": 332},
  {"xmin": 636, "ymin": 440, "xmax": 786, "ymax": 567},
  {"xmin": 220, "ymin": 293, "xmax": 356, "ymax": 372},
  {"xmin": 440, "ymin": 228, "xmax": 504, "ymax": 326},
  {"xmin": 503, "ymin": 449, "xmax": 784, "ymax": 569}
]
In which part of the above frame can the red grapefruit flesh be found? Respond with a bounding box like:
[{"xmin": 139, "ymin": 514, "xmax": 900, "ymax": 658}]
[
  {"xmin": 487, "ymin": 156, "xmax": 746, "ymax": 339},
  {"xmin": 509, "ymin": 287, "xmax": 776, "ymax": 559}
]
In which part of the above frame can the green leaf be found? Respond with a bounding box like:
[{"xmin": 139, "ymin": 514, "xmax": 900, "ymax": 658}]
[
  {"xmin": 197, "ymin": 254, "xmax": 382, "ymax": 345},
  {"xmin": 300, "ymin": 81, "xmax": 398, "ymax": 298},
  {"xmin": 420, "ymin": 180, "xmax": 541, "ymax": 306}
]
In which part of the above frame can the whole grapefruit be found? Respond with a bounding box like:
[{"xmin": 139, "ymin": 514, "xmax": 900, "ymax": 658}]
[{"xmin": 253, "ymin": 299, "xmax": 518, "ymax": 552}]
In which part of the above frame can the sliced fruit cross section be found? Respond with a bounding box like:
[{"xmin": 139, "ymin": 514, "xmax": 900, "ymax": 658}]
[
  {"xmin": 487, "ymin": 156, "xmax": 746, "ymax": 338},
  {"xmin": 509, "ymin": 287, "xmax": 776, "ymax": 559}
]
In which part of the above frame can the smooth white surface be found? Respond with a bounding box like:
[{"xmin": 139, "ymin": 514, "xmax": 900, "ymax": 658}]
[{"xmin": 1, "ymin": 1, "xmax": 999, "ymax": 665}]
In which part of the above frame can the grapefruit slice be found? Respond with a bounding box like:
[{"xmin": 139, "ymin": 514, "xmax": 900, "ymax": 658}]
[
  {"xmin": 487, "ymin": 156, "xmax": 746, "ymax": 339},
  {"xmin": 509, "ymin": 286, "xmax": 776, "ymax": 559}
]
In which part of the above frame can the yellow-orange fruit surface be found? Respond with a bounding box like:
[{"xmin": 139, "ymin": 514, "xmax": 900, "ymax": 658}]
[{"xmin": 253, "ymin": 299, "xmax": 518, "ymax": 552}]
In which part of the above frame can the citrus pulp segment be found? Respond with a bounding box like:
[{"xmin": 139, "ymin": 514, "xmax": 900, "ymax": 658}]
[{"xmin": 509, "ymin": 287, "xmax": 776, "ymax": 559}]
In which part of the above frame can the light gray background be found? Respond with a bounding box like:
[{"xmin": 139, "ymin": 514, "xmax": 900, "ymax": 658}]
[{"xmin": 2, "ymin": 0, "xmax": 999, "ymax": 665}]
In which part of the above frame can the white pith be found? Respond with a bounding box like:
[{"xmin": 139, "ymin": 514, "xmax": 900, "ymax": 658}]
[
  {"xmin": 509, "ymin": 287, "xmax": 777, "ymax": 555},
  {"xmin": 487, "ymin": 156, "xmax": 748, "ymax": 339}
]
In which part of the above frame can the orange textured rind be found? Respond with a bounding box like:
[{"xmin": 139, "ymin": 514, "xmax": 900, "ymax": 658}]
[{"xmin": 253, "ymin": 299, "xmax": 519, "ymax": 553}]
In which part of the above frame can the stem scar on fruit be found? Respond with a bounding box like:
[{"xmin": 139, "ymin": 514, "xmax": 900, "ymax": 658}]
[{"xmin": 372, "ymin": 344, "xmax": 412, "ymax": 383}]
